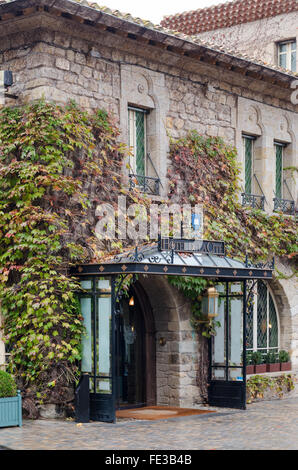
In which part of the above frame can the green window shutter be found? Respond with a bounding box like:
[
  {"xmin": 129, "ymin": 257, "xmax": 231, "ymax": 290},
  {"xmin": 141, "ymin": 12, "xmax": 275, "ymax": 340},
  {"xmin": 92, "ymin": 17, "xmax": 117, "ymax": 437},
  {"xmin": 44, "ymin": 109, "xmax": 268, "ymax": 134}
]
[
  {"xmin": 244, "ymin": 137, "xmax": 252, "ymax": 194},
  {"xmin": 135, "ymin": 111, "xmax": 145, "ymax": 176},
  {"xmin": 275, "ymin": 145, "xmax": 283, "ymax": 199}
]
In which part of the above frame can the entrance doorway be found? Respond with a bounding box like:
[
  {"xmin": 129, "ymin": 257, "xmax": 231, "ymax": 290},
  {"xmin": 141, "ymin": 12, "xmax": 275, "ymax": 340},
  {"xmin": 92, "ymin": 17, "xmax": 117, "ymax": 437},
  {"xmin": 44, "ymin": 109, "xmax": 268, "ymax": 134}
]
[{"xmin": 116, "ymin": 289, "xmax": 146, "ymax": 409}]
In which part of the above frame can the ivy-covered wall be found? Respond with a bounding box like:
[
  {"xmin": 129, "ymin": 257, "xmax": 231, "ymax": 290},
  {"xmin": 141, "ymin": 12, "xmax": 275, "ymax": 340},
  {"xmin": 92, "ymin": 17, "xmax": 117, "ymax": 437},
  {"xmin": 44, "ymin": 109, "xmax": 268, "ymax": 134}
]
[{"xmin": 0, "ymin": 100, "xmax": 297, "ymax": 416}]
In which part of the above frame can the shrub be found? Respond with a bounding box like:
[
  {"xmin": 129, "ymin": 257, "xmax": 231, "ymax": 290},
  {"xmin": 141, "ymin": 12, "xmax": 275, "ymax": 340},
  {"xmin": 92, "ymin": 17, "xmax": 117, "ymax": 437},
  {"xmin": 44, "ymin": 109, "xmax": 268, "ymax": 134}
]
[
  {"xmin": 246, "ymin": 351, "xmax": 253, "ymax": 365},
  {"xmin": 0, "ymin": 370, "xmax": 17, "ymax": 398},
  {"xmin": 251, "ymin": 351, "xmax": 263, "ymax": 365},
  {"xmin": 279, "ymin": 350, "xmax": 290, "ymax": 363},
  {"xmin": 264, "ymin": 351, "xmax": 277, "ymax": 364}
]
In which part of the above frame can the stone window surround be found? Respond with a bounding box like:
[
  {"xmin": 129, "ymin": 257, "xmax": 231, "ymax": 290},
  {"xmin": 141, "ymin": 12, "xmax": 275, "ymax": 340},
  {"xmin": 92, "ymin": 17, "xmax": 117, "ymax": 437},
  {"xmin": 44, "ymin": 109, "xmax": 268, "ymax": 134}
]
[
  {"xmin": 236, "ymin": 98, "xmax": 297, "ymax": 214},
  {"xmin": 119, "ymin": 65, "xmax": 169, "ymax": 198}
]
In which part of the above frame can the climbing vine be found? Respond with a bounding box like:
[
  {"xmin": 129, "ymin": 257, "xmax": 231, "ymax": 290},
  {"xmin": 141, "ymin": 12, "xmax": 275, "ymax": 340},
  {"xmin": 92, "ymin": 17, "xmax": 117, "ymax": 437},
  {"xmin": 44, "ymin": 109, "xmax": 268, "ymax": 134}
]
[
  {"xmin": 166, "ymin": 131, "xmax": 297, "ymax": 337},
  {"xmin": 167, "ymin": 131, "xmax": 297, "ymax": 264},
  {"xmin": 0, "ymin": 100, "xmax": 146, "ymax": 417}
]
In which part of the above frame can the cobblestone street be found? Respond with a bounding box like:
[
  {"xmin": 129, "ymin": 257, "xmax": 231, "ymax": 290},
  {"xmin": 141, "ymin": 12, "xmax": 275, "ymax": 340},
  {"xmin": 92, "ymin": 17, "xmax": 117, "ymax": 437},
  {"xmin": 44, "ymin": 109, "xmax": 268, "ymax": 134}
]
[{"xmin": 0, "ymin": 397, "xmax": 298, "ymax": 450}]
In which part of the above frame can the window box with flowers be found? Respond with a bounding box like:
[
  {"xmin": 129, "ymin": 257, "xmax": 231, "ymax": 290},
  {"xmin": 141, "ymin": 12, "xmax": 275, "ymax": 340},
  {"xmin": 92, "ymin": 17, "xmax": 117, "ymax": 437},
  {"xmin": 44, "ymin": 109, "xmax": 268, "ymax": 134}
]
[{"xmin": 251, "ymin": 351, "xmax": 267, "ymax": 374}]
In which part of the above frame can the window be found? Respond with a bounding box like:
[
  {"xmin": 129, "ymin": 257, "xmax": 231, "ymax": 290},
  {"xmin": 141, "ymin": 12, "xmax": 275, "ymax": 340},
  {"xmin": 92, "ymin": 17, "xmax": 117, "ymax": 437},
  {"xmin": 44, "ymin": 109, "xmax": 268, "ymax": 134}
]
[
  {"xmin": 278, "ymin": 40, "xmax": 296, "ymax": 72},
  {"xmin": 243, "ymin": 136, "xmax": 254, "ymax": 194},
  {"xmin": 128, "ymin": 107, "xmax": 147, "ymax": 176},
  {"xmin": 246, "ymin": 281, "xmax": 279, "ymax": 355},
  {"xmin": 275, "ymin": 143, "xmax": 284, "ymax": 199}
]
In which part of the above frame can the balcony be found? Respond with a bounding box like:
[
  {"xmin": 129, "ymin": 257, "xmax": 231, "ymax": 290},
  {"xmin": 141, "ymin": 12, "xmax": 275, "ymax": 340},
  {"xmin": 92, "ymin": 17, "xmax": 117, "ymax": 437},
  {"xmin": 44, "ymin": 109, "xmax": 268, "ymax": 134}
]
[
  {"xmin": 241, "ymin": 193, "xmax": 265, "ymax": 210},
  {"xmin": 273, "ymin": 197, "xmax": 295, "ymax": 216},
  {"xmin": 129, "ymin": 174, "xmax": 160, "ymax": 196}
]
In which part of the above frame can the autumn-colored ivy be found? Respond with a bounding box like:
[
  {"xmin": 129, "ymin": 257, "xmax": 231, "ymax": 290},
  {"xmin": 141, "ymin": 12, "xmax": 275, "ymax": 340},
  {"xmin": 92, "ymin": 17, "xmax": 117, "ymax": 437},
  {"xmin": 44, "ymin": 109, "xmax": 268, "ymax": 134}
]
[
  {"xmin": 0, "ymin": 100, "xmax": 146, "ymax": 417},
  {"xmin": 167, "ymin": 131, "xmax": 297, "ymax": 266}
]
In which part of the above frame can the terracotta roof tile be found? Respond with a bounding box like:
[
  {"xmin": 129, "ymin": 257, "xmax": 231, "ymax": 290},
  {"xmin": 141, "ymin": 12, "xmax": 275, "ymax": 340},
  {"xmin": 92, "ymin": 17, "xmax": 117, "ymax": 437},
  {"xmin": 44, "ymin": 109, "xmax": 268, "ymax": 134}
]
[
  {"xmin": 0, "ymin": 0, "xmax": 297, "ymax": 79},
  {"xmin": 161, "ymin": 0, "xmax": 298, "ymax": 34}
]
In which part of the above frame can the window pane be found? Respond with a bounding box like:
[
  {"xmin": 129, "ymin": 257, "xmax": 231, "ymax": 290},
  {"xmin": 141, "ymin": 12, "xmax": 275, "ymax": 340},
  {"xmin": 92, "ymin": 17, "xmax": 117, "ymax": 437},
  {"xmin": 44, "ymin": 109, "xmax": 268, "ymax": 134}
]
[
  {"xmin": 229, "ymin": 297, "xmax": 243, "ymax": 366},
  {"xmin": 97, "ymin": 295, "xmax": 112, "ymax": 377},
  {"xmin": 228, "ymin": 368, "xmax": 243, "ymax": 381},
  {"xmin": 275, "ymin": 145, "xmax": 283, "ymax": 199},
  {"xmin": 291, "ymin": 50, "xmax": 296, "ymax": 72},
  {"xmin": 257, "ymin": 281, "xmax": 267, "ymax": 349},
  {"xmin": 80, "ymin": 297, "xmax": 93, "ymax": 373},
  {"xmin": 244, "ymin": 138, "xmax": 252, "ymax": 194},
  {"xmin": 80, "ymin": 280, "xmax": 92, "ymax": 290},
  {"xmin": 269, "ymin": 294, "xmax": 278, "ymax": 348},
  {"xmin": 279, "ymin": 43, "xmax": 287, "ymax": 54},
  {"xmin": 211, "ymin": 368, "xmax": 226, "ymax": 381},
  {"xmin": 246, "ymin": 296, "xmax": 254, "ymax": 350},
  {"xmin": 212, "ymin": 295, "xmax": 226, "ymax": 366},
  {"xmin": 135, "ymin": 111, "xmax": 145, "ymax": 176}
]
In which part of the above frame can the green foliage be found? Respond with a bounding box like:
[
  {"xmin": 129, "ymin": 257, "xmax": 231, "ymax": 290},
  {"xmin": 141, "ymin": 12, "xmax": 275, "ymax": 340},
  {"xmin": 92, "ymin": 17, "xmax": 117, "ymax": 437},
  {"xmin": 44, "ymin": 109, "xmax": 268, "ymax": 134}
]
[
  {"xmin": 0, "ymin": 100, "xmax": 140, "ymax": 409},
  {"xmin": 167, "ymin": 276, "xmax": 221, "ymax": 337},
  {"xmin": 264, "ymin": 351, "xmax": 277, "ymax": 364},
  {"xmin": 251, "ymin": 351, "xmax": 263, "ymax": 365},
  {"xmin": 278, "ymin": 350, "xmax": 290, "ymax": 363},
  {"xmin": 0, "ymin": 370, "xmax": 17, "ymax": 398},
  {"xmin": 167, "ymin": 131, "xmax": 298, "ymax": 269},
  {"xmin": 246, "ymin": 351, "xmax": 253, "ymax": 365},
  {"xmin": 246, "ymin": 374, "xmax": 294, "ymax": 403}
]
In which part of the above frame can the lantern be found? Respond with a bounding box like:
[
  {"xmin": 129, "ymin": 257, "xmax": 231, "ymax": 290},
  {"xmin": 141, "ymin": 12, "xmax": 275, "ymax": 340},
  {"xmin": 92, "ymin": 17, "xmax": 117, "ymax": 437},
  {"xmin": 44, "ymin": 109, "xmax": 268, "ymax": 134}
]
[{"xmin": 201, "ymin": 287, "xmax": 219, "ymax": 318}]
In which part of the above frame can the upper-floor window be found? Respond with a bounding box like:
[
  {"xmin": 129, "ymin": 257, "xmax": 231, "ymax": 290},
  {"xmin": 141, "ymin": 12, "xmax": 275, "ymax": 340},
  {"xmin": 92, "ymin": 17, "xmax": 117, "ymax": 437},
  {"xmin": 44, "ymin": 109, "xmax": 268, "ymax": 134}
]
[
  {"xmin": 128, "ymin": 106, "xmax": 147, "ymax": 177},
  {"xmin": 275, "ymin": 143, "xmax": 284, "ymax": 200},
  {"xmin": 243, "ymin": 135, "xmax": 254, "ymax": 195},
  {"xmin": 128, "ymin": 106, "xmax": 160, "ymax": 196},
  {"xmin": 278, "ymin": 40, "xmax": 296, "ymax": 72}
]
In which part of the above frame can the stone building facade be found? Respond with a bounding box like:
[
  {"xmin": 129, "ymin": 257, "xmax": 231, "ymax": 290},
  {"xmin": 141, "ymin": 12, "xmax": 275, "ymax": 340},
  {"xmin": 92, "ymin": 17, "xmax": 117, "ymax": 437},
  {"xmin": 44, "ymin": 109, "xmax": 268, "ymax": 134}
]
[
  {"xmin": 161, "ymin": 0, "xmax": 298, "ymax": 72},
  {"xmin": 0, "ymin": 0, "xmax": 297, "ymax": 409}
]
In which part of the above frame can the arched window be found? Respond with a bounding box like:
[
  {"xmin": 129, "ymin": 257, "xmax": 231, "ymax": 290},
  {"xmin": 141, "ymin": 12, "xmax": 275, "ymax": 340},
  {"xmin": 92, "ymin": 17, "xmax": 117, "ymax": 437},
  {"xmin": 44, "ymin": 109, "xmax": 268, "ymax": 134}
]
[{"xmin": 246, "ymin": 281, "xmax": 279, "ymax": 354}]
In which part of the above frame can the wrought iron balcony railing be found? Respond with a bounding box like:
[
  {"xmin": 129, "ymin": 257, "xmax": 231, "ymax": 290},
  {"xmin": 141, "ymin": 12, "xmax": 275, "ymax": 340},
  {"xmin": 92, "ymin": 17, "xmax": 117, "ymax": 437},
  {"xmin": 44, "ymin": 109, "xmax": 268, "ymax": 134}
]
[
  {"xmin": 129, "ymin": 174, "xmax": 160, "ymax": 196},
  {"xmin": 273, "ymin": 197, "xmax": 295, "ymax": 216},
  {"xmin": 241, "ymin": 193, "xmax": 265, "ymax": 210}
]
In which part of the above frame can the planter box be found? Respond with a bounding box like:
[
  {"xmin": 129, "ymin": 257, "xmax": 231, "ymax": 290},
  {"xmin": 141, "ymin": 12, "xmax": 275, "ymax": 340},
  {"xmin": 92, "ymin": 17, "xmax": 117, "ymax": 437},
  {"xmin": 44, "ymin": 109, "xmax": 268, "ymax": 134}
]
[
  {"xmin": 280, "ymin": 362, "xmax": 291, "ymax": 371},
  {"xmin": 254, "ymin": 364, "xmax": 267, "ymax": 374},
  {"xmin": 266, "ymin": 363, "xmax": 281, "ymax": 373},
  {"xmin": 246, "ymin": 365, "xmax": 255, "ymax": 375},
  {"xmin": 0, "ymin": 391, "xmax": 22, "ymax": 428}
]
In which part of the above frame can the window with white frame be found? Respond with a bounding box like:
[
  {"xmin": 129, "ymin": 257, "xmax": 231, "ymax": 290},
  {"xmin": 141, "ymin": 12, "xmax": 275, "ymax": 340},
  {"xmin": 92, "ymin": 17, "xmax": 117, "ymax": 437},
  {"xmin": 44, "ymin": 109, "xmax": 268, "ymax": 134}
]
[
  {"xmin": 128, "ymin": 106, "xmax": 147, "ymax": 176},
  {"xmin": 246, "ymin": 281, "xmax": 279, "ymax": 355},
  {"xmin": 278, "ymin": 40, "xmax": 296, "ymax": 72}
]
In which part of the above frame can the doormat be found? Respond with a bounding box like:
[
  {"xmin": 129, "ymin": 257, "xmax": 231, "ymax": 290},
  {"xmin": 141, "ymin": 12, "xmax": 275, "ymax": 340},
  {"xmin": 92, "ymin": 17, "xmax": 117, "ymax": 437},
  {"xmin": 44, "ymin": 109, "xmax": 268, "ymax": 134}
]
[{"xmin": 116, "ymin": 406, "xmax": 215, "ymax": 421}]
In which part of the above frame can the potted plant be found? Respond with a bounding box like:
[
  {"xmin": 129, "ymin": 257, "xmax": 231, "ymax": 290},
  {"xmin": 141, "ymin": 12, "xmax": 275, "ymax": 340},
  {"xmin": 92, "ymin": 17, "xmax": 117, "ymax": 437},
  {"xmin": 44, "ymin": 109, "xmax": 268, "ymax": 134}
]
[
  {"xmin": 0, "ymin": 370, "xmax": 22, "ymax": 428},
  {"xmin": 251, "ymin": 351, "xmax": 267, "ymax": 374},
  {"xmin": 246, "ymin": 351, "xmax": 255, "ymax": 375},
  {"xmin": 279, "ymin": 350, "xmax": 291, "ymax": 371},
  {"xmin": 264, "ymin": 351, "xmax": 280, "ymax": 372}
]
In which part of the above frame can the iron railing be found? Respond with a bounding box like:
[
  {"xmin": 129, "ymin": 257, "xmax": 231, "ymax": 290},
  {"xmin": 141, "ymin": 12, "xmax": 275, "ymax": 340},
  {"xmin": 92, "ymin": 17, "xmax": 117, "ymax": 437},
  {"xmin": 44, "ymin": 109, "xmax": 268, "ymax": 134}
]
[
  {"xmin": 241, "ymin": 193, "xmax": 265, "ymax": 210},
  {"xmin": 129, "ymin": 173, "xmax": 160, "ymax": 196},
  {"xmin": 273, "ymin": 197, "xmax": 295, "ymax": 215}
]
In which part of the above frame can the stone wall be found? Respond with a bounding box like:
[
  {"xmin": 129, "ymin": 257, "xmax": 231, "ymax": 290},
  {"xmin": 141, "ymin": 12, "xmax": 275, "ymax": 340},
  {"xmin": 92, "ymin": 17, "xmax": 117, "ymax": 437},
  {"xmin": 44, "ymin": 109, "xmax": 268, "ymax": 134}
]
[
  {"xmin": 197, "ymin": 11, "xmax": 298, "ymax": 71},
  {"xmin": 0, "ymin": 12, "xmax": 297, "ymax": 402}
]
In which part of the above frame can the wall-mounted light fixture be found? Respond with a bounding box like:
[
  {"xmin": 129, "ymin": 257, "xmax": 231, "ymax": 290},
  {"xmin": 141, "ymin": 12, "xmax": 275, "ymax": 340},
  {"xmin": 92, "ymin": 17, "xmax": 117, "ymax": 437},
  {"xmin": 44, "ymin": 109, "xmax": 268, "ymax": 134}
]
[
  {"xmin": 129, "ymin": 296, "xmax": 134, "ymax": 306},
  {"xmin": 201, "ymin": 287, "xmax": 219, "ymax": 318}
]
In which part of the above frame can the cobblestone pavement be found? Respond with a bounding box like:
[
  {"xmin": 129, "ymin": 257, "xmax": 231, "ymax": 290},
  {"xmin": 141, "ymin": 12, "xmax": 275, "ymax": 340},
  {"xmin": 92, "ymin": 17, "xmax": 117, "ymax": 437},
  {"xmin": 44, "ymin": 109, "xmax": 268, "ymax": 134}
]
[{"xmin": 0, "ymin": 397, "xmax": 298, "ymax": 450}]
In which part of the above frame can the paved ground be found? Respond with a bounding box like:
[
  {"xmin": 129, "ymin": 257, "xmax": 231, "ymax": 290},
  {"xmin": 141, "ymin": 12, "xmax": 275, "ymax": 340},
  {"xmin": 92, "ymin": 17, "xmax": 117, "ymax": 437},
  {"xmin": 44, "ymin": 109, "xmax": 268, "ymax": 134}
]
[{"xmin": 0, "ymin": 397, "xmax": 298, "ymax": 450}]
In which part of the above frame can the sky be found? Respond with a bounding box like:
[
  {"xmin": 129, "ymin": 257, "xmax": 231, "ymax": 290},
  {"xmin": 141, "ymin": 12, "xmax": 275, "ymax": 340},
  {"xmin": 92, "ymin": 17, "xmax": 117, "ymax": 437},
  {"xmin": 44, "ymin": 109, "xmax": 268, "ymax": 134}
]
[{"xmin": 94, "ymin": 0, "xmax": 228, "ymax": 24}]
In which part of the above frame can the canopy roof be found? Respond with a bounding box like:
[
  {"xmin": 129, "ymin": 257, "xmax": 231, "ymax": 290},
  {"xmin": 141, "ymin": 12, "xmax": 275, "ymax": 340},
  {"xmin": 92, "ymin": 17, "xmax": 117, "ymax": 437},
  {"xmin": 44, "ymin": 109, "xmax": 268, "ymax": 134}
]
[{"xmin": 72, "ymin": 240, "xmax": 273, "ymax": 280}]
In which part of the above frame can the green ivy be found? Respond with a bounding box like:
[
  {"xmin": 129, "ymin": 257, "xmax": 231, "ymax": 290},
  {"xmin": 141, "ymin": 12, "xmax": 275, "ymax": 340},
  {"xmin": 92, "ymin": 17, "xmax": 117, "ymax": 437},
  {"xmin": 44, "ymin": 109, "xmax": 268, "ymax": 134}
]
[
  {"xmin": 167, "ymin": 131, "xmax": 298, "ymax": 266},
  {"xmin": 246, "ymin": 374, "xmax": 295, "ymax": 403},
  {"xmin": 0, "ymin": 100, "xmax": 146, "ymax": 415}
]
